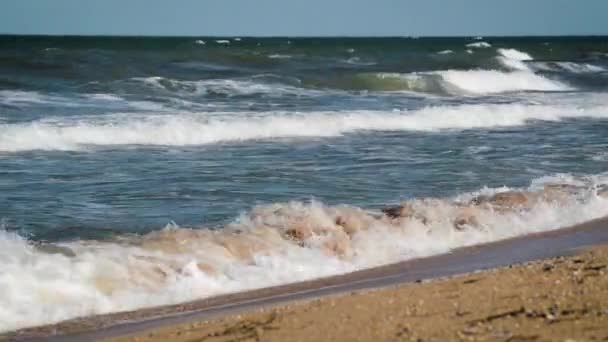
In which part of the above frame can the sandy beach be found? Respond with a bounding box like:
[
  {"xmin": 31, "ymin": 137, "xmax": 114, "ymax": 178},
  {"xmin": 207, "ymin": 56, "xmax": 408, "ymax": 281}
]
[{"xmin": 106, "ymin": 244, "xmax": 608, "ymax": 342}]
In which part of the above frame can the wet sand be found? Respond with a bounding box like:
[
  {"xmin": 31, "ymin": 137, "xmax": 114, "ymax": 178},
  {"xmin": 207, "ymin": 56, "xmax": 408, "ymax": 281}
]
[
  {"xmin": 6, "ymin": 216, "xmax": 608, "ymax": 341},
  {"xmin": 108, "ymin": 243, "xmax": 608, "ymax": 342}
]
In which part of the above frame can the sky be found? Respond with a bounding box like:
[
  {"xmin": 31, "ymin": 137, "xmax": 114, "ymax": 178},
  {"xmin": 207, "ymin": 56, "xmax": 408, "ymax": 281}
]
[{"xmin": 1, "ymin": 0, "xmax": 607, "ymax": 37}]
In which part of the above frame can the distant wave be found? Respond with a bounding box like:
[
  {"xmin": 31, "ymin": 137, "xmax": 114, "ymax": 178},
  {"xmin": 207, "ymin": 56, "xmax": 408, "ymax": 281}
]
[
  {"xmin": 1, "ymin": 172, "xmax": 607, "ymax": 331},
  {"xmin": 342, "ymin": 57, "xmax": 377, "ymax": 66},
  {"xmin": 497, "ymin": 48, "xmax": 534, "ymax": 71},
  {"xmin": 437, "ymin": 50, "xmax": 454, "ymax": 55},
  {"xmin": 132, "ymin": 76, "xmax": 313, "ymax": 97},
  {"xmin": 348, "ymin": 48, "xmax": 571, "ymax": 95},
  {"xmin": 354, "ymin": 69, "xmax": 570, "ymax": 95},
  {"xmin": 0, "ymin": 90, "xmax": 166, "ymax": 111},
  {"xmin": 268, "ymin": 54, "xmax": 293, "ymax": 59},
  {"xmin": 466, "ymin": 41, "xmax": 492, "ymax": 48},
  {"xmin": 531, "ymin": 61, "xmax": 606, "ymax": 74},
  {"xmin": 434, "ymin": 69, "xmax": 569, "ymax": 93},
  {"xmin": 2, "ymin": 101, "xmax": 607, "ymax": 152}
]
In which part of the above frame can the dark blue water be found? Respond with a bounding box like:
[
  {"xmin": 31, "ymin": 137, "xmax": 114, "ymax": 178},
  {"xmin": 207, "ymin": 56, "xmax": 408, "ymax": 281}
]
[{"xmin": 1, "ymin": 36, "xmax": 608, "ymax": 239}]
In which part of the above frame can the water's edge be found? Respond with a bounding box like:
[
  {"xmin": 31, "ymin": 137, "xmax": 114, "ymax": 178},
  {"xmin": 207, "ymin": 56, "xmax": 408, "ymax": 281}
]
[{"xmin": 10, "ymin": 215, "xmax": 608, "ymax": 342}]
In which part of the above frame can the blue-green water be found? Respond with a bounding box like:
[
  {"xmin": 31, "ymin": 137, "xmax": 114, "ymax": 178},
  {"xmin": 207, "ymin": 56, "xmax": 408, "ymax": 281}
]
[{"xmin": 1, "ymin": 36, "xmax": 608, "ymax": 331}]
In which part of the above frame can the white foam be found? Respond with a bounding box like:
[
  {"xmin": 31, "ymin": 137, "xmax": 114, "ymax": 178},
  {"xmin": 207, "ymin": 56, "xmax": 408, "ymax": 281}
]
[
  {"xmin": 194, "ymin": 40, "xmax": 205, "ymax": 45},
  {"xmin": 499, "ymin": 48, "xmax": 533, "ymax": 61},
  {"xmin": 532, "ymin": 61, "xmax": 606, "ymax": 74},
  {"xmin": 0, "ymin": 90, "xmax": 67, "ymax": 106},
  {"xmin": 2, "ymin": 101, "xmax": 606, "ymax": 152},
  {"xmin": 374, "ymin": 68, "xmax": 571, "ymax": 95},
  {"xmin": 592, "ymin": 152, "xmax": 608, "ymax": 161},
  {"xmin": 434, "ymin": 69, "xmax": 570, "ymax": 93},
  {"xmin": 133, "ymin": 76, "xmax": 311, "ymax": 97},
  {"xmin": 0, "ymin": 173, "xmax": 607, "ymax": 331},
  {"xmin": 268, "ymin": 54, "xmax": 293, "ymax": 59},
  {"xmin": 437, "ymin": 50, "xmax": 454, "ymax": 55},
  {"xmin": 344, "ymin": 57, "xmax": 376, "ymax": 66},
  {"xmin": 0, "ymin": 90, "xmax": 166, "ymax": 112},
  {"xmin": 497, "ymin": 48, "xmax": 534, "ymax": 71},
  {"xmin": 466, "ymin": 42, "xmax": 492, "ymax": 48},
  {"xmin": 85, "ymin": 93, "xmax": 124, "ymax": 102},
  {"xmin": 215, "ymin": 40, "xmax": 231, "ymax": 44}
]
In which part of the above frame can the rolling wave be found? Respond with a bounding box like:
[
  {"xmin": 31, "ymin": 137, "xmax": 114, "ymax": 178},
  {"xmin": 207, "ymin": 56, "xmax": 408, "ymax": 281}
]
[
  {"xmin": 338, "ymin": 49, "xmax": 571, "ymax": 95},
  {"xmin": 1, "ymin": 173, "xmax": 607, "ymax": 331},
  {"xmin": 497, "ymin": 48, "xmax": 534, "ymax": 71},
  {"xmin": 93, "ymin": 48, "xmax": 601, "ymax": 98},
  {"xmin": 133, "ymin": 76, "xmax": 313, "ymax": 97},
  {"xmin": 2, "ymin": 101, "xmax": 607, "ymax": 152},
  {"xmin": 531, "ymin": 61, "xmax": 606, "ymax": 74},
  {"xmin": 353, "ymin": 69, "xmax": 570, "ymax": 94},
  {"xmin": 466, "ymin": 41, "xmax": 492, "ymax": 48}
]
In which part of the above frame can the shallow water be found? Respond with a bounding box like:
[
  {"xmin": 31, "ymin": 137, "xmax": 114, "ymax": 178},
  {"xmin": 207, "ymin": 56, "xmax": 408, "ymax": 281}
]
[{"xmin": 1, "ymin": 36, "xmax": 608, "ymax": 331}]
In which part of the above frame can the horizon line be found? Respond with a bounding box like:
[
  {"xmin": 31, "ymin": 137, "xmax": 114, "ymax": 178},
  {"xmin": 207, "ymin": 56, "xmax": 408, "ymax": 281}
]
[{"xmin": 1, "ymin": 33, "xmax": 607, "ymax": 39}]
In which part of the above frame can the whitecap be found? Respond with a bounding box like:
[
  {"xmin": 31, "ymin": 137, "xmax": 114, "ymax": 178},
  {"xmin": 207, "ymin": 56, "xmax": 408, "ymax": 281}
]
[
  {"xmin": 437, "ymin": 50, "xmax": 454, "ymax": 55},
  {"xmin": 532, "ymin": 61, "xmax": 606, "ymax": 74},
  {"xmin": 466, "ymin": 41, "xmax": 492, "ymax": 48},
  {"xmin": 2, "ymin": 100, "xmax": 605, "ymax": 152},
  {"xmin": 497, "ymin": 48, "xmax": 534, "ymax": 71},
  {"xmin": 268, "ymin": 54, "xmax": 293, "ymax": 59},
  {"xmin": 433, "ymin": 69, "xmax": 569, "ymax": 93}
]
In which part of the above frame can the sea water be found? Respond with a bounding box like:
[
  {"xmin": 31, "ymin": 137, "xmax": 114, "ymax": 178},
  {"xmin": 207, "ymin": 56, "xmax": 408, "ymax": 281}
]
[{"xmin": 1, "ymin": 36, "xmax": 608, "ymax": 331}]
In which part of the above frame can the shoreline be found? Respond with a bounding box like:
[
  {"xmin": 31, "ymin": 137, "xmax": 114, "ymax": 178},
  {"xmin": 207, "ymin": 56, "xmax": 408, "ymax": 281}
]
[
  {"xmin": 6, "ymin": 215, "xmax": 608, "ymax": 341},
  {"xmin": 109, "ymin": 243, "xmax": 608, "ymax": 342}
]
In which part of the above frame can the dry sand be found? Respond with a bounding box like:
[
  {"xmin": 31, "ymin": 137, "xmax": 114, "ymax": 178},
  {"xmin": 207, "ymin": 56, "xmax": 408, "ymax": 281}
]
[{"xmin": 105, "ymin": 245, "xmax": 608, "ymax": 342}]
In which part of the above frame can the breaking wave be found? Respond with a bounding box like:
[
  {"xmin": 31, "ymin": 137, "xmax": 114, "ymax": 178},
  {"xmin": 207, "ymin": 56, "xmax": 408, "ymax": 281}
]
[
  {"xmin": 349, "ymin": 48, "xmax": 571, "ymax": 95},
  {"xmin": 497, "ymin": 48, "xmax": 534, "ymax": 71},
  {"xmin": 124, "ymin": 48, "xmax": 580, "ymax": 98},
  {"xmin": 133, "ymin": 76, "xmax": 311, "ymax": 97},
  {"xmin": 2, "ymin": 101, "xmax": 607, "ymax": 152},
  {"xmin": 437, "ymin": 50, "xmax": 454, "ymax": 55},
  {"xmin": 466, "ymin": 41, "xmax": 492, "ymax": 48},
  {"xmin": 0, "ymin": 90, "xmax": 166, "ymax": 111},
  {"xmin": 531, "ymin": 61, "xmax": 606, "ymax": 74},
  {"xmin": 1, "ymin": 173, "xmax": 607, "ymax": 331},
  {"xmin": 356, "ymin": 69, "xmax": 569, "ymax": 94}
]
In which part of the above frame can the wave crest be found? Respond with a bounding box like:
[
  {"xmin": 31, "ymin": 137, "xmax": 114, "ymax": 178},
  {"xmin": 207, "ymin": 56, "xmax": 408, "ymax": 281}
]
[
  {"xmin": 1, "ymin": 174, "xmax": 607, "ymax": 331},
  {"xmin": 350, "ymin": 68, "xmax": 570, "ymax": 95},
  {"xmin": 1, "ymin": 101, "xmax": 606, "ymax": 152},
  {"xmin": 133, "ymin": 76, "xmax": 309, "ymax": 97}
]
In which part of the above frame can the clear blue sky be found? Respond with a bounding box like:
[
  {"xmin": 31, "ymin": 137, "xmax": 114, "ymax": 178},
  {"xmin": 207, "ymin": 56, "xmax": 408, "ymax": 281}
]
[{"xmin": 1, "ymin": 0, "xmax": 607, "ymax": 36}]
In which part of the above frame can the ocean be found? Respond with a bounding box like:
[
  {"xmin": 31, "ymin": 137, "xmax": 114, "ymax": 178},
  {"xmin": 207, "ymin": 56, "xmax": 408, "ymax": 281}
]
[{"xmin": 1, "ymin": 35, "xmax": 608, "ymax": 331}]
